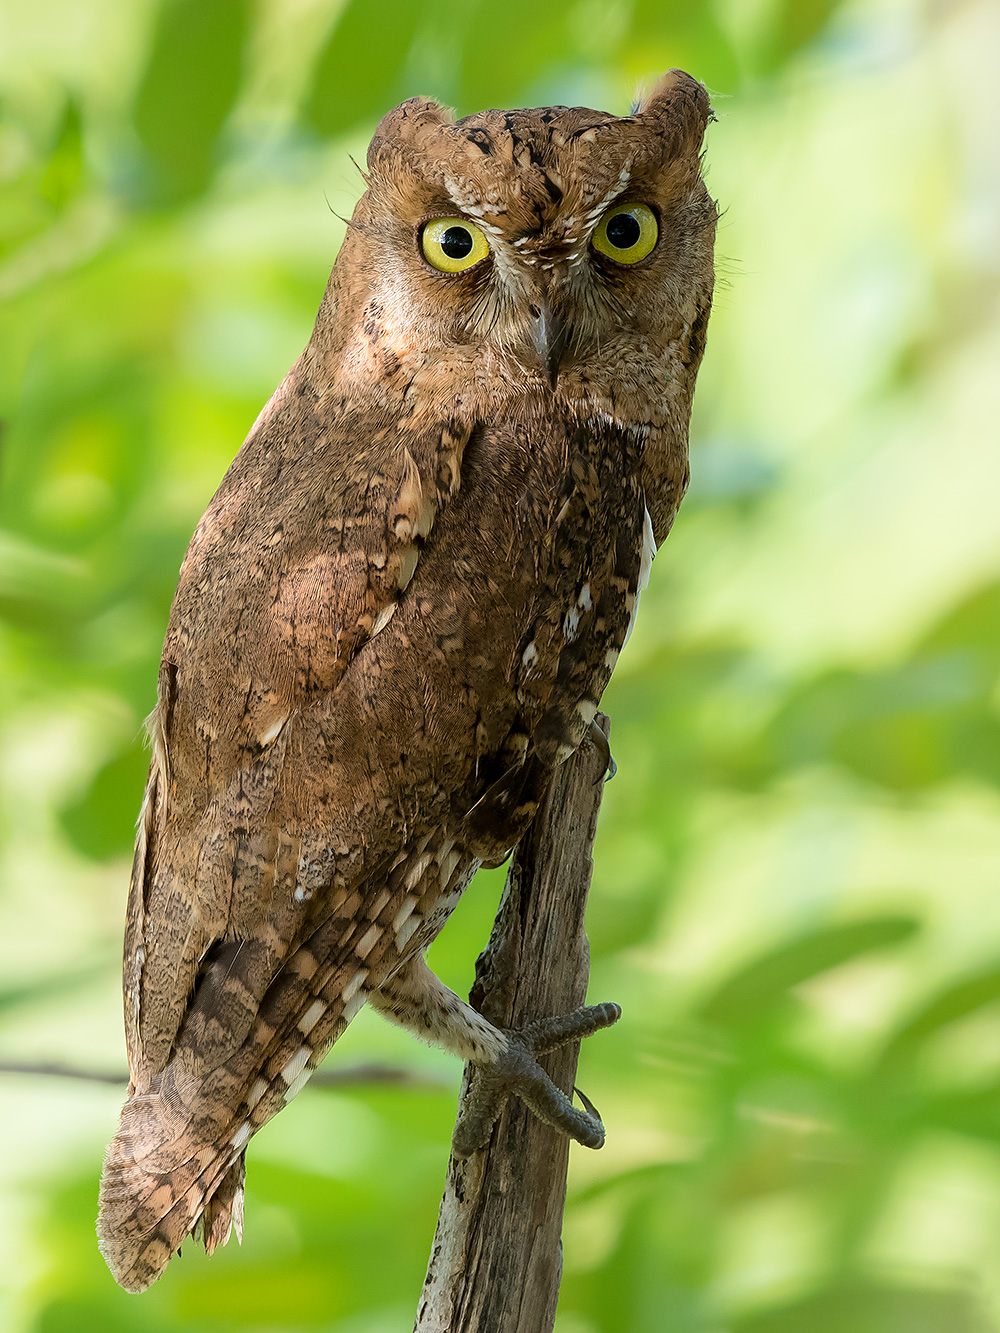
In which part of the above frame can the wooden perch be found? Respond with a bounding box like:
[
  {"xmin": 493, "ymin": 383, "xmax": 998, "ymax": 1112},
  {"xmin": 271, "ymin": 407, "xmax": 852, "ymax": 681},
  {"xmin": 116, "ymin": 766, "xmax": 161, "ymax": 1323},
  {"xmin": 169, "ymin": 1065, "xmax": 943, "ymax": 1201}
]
[{"xmin": 415, "ymin": 715, "xmax": 612, "ymax": 1333}]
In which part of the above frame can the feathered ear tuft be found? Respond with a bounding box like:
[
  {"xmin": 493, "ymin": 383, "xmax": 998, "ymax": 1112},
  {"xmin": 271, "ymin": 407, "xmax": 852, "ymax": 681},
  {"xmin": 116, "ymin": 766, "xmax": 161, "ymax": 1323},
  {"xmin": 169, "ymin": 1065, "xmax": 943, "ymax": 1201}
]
[
  {"xmin": 368, "ymin": 96, "xmax": 456, "ymax": 170},
  {"xmin": 635, "ymin": 70, "xmax": 712, "ymax": 158}
]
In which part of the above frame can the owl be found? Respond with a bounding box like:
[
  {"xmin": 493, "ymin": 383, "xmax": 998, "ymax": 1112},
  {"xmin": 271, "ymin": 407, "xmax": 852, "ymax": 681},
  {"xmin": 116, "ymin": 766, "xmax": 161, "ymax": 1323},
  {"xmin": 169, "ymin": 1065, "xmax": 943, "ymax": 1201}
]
[{"xmin": 97, "ymin": 69, "xmax": 716, "ymax": 1292}]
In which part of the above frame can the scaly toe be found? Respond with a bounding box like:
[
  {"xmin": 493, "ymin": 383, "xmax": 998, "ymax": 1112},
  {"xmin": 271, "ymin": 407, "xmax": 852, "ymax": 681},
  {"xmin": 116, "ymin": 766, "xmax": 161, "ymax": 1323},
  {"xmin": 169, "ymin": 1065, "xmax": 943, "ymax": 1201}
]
[
  {"xmin": 451, "ymin": 1002, "xmax": 621, "ymax": 1156},
  {"xmin": 518, "ymin": 1001, "xmax": 622, "ymax": 1056}
]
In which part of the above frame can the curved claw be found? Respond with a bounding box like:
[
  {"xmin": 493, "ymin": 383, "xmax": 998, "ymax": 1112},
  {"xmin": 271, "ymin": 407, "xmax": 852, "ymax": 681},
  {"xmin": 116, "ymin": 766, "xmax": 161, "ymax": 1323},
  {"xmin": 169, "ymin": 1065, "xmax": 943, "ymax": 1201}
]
[
  {"xmin": 452, "ymin": 1002, "xmax": 622, "ymax": 1158},
  {"xmin": 587, "ymin": 719, "xmax": 617, "ymax": 783},
  {"xmin": 573, "ymin": 1084, "xmax": 602, "ymax": 1121}
]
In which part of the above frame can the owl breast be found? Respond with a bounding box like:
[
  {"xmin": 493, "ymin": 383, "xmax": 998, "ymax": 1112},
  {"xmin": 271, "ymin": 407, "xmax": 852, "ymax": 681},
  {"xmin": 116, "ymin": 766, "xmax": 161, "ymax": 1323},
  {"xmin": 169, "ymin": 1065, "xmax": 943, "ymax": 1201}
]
[
  {"xmin": 348, "ymin": 405, "xmax": 651, "ymax": 869},
  {"xmin": 285, "ymin": 404, "xmax": 652, "ymax": 961}
]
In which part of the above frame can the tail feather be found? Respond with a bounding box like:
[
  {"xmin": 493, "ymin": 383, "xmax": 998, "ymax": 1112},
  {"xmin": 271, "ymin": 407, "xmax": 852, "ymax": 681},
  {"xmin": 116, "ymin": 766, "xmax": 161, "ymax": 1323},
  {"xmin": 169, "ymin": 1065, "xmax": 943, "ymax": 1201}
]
[
  {"xmin": 196, "ymin": 1157, "xmax": 245, "ymax": 1255},
  {"xmin": 96, "ymin": 928, "xmax": 360, "ymax": 1291},
  {"xmin": 97, "ymin": 1092, "xmax": 246, "ymax": 1292},
  {"xmin": 98, "ymin": 841, "xmax": 459, "ymax": 1290}
]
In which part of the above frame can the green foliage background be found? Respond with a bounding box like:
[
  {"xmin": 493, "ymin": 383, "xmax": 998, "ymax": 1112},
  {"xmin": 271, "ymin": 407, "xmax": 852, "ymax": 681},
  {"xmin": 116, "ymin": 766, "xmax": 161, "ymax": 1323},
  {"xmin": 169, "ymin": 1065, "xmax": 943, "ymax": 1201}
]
[{"xmin": 1, "ymin": 0, "xmax": 999, "ymax": 1329}]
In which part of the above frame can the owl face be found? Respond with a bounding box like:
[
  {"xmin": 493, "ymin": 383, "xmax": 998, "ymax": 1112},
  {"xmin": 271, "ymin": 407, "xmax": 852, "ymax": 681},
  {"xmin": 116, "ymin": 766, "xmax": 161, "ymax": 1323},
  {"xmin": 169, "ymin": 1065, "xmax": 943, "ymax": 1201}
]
[{"xmin": 323, "ymin": 71, "xmax": 716, "ymax": 420}]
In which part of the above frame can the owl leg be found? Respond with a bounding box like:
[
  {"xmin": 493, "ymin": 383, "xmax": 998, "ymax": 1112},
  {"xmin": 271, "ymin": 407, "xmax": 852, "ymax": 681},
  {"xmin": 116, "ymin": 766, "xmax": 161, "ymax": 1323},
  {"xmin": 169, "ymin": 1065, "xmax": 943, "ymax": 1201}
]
[
  {"xmin": 369, "ymin": 956, "xmax": 620, "ymax": 1156},
  {"xmin": 369, "ymin": 955, "xmax": 508, "ymax": 1063}
]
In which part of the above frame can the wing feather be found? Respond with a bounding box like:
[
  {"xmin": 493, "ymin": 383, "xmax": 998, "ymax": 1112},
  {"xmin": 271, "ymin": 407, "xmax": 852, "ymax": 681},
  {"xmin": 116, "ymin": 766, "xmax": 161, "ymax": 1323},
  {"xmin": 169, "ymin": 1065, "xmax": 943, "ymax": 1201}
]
[{"xmin": 101, "ymin": 379, "xmax": 647, "ymax": 1290}]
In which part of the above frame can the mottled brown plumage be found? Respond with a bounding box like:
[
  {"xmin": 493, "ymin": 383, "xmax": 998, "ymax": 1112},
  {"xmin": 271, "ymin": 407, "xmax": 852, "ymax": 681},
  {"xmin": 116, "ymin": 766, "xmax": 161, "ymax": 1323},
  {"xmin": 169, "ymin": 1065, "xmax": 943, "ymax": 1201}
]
[{"xmin": 98, "ymin": 70, "xmax": 716, "ymax": 1292}]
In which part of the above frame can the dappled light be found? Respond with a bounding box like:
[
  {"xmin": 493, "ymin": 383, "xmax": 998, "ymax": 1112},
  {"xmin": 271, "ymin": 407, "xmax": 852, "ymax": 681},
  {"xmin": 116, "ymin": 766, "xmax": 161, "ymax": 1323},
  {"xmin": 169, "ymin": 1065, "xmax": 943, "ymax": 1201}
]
[{"xmin": 1, "ymin": 0, "xmax": 999, "ymax": 1329}]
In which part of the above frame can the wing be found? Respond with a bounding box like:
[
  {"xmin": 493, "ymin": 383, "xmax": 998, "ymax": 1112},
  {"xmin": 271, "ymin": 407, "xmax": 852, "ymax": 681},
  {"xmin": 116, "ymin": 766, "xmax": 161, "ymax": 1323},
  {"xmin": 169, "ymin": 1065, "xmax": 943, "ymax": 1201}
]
[
  {"xmin": 124, "ymin": 372, "xmax": 472, "ymax": 1079},
  {"xmin": 99, "ymin": 369, "xmax": 647, "ymax": 1289}
]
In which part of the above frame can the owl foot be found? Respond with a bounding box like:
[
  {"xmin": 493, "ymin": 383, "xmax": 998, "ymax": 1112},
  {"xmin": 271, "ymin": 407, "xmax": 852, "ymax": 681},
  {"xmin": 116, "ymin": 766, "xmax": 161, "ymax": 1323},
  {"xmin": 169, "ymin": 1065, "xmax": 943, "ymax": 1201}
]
[
  {"xmin": 452, "ymin": 1001, "xmax": 621, "ymax": 1157},
  {"xmin": 587, "ymin": 718, "xmax": 617, "ymax": 782}
]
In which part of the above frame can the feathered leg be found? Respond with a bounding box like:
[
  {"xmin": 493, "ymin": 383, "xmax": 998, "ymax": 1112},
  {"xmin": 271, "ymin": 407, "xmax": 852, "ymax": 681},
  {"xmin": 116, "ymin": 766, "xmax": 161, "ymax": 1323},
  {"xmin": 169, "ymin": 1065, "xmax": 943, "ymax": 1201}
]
[{"xmin": 369, "ymin": 955, "xmax": 619, "ymax": 1155}]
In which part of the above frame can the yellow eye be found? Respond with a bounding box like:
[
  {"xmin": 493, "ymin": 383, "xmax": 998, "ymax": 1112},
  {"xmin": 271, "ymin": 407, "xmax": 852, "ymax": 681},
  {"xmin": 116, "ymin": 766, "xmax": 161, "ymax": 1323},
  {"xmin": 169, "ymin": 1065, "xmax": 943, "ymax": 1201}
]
[
  {"xmin": 420, "ymin": 217, "xmax": 490, "ymax": 273},
  {"xmin": 591, "ymin": 203, "xmax": 658, "ymax": 265}
]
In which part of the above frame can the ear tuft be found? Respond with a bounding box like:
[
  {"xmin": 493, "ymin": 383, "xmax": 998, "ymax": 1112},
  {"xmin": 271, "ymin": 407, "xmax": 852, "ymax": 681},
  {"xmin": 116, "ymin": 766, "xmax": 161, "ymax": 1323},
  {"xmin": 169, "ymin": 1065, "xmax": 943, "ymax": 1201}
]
[
  {"xmin": 636, "ymin": 70, "xmax": 713, "ymax": 157},
  {"xmin": 368, "ymin": 97, "xmax": 455, "ymax": 170}
]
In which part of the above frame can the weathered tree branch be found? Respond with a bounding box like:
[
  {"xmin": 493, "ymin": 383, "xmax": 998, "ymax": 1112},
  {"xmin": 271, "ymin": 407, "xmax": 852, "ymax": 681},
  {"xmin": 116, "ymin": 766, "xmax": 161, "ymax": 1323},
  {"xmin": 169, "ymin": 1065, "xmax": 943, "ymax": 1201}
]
[{"xmin": 415, "ymin": 716, "xmax": 612, "ymax": 1333}]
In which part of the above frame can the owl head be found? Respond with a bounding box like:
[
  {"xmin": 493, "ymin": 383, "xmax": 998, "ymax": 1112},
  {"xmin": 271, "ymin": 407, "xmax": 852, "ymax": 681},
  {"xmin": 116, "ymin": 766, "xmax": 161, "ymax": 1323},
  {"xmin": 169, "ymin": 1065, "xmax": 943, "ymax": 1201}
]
[{"xmin": 308, "ymin": 70, "xmax": 715, "ymax": 513}]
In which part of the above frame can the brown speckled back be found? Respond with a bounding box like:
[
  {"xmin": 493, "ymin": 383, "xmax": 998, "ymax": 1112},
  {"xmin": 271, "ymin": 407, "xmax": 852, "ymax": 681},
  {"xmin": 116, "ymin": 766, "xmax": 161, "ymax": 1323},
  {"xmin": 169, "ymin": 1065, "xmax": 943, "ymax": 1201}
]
[{"xmin": 98, "ymin": 69, "xmax": 716, "ymax": 1292}]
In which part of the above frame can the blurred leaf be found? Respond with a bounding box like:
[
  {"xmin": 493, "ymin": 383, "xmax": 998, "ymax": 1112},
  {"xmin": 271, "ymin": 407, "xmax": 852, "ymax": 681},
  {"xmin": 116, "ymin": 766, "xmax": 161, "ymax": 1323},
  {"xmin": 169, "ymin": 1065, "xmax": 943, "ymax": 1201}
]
[
  {"xmin": 39, "ymin": 99, "xmax": 85, "ymax": 212},
  {"xmin": 588, "ymin": 884, "xmax": 663, "ymax": 957},
  {"xmin": 38, "ymin": 1299, "xmax": 171, "ymax": 1333},
  {"xmin": 132, "ymin": 0, "xmax": 252, "ymax": 206},
  {"xmin": 755, "ymin": 591, "xmax": 1000, "ymax": 790},
  {"xmin": 33, "ymin": 1161, "xmax": 440, "ymax": 1331},
  {"xmin": 451, "ymin": 2, "xmax": 573, "ymax": 113},
  {"xmin": 919, "ymin": 581, "xmax": 1000, "ymax": 667},
  {"xmin": 829, "ymin": 699, "xmax": 1000, "ymax": 792},
  {"xmin": 735, "ymin": 0, "xmax": 847, "ymax": 82},
  {"xmin": 0, "ymin": 528, "xmax": 89, "ymax": 620},
  {"xmin": 172, "ymin": 1258, "xmax": 345, "ymax": 1326},
  {"xmin": 877, "ymin": 964, "xmax": 1000, "ymax": 1070},
  {"xmin": 300, "ymin": 0, "xmax": 424, "ymax": 138},
  {"xmin": 764, "ymin": 0, "xmax": 844, "ymax": 71},
  {"xmin": 624, "ymin": 0, "xmax": 740, "ymax": 93},
  {"xmin": 699, "ymin": 917, "xmax": 919, "ymax": 1028},
  {"xmin": 59, "ymin": 741, "xmax": 149, "ymax": 861},
  {"xmin": 685, "ymin": 439, "xmax": 780, "ymax": 513},
  {"xmin": 734, "ymin": 1279, "xmax": 993, "ymax": 1333},
  {"xmin": 925, "ymin": 1082, "xmax": 1000, "ymax": 1143},
  {"xmin": 0, "ymin": 967, "xmax": 104, "ymax": 1019},
  {"xmin": 573, "ymin": 1188, "xmax": 711, "ymax": 1333}
]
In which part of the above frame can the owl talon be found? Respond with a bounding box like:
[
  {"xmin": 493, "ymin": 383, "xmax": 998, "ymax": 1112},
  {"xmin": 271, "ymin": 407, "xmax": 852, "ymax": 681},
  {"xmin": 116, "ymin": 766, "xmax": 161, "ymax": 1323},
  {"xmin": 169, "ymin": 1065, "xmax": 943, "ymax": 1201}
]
[
  {"xmin": 573, "ymin": 1083, "xmax": 602, "ymax": 1120},
  {"xmin": 452, "ymin": 1002, "xmax": 621, "ymax": 1157},
  {"xmin": 587, "ymin": 719, "xmax": 617, "ymax": 782}
]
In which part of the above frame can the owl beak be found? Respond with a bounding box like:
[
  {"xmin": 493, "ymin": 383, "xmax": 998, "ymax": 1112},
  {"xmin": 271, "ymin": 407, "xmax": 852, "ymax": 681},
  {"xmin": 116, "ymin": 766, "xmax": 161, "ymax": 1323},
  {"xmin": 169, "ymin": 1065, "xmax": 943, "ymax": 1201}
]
[{"xmin": 530, "ymin": 303, "xmax": 569, "ymax": 388}]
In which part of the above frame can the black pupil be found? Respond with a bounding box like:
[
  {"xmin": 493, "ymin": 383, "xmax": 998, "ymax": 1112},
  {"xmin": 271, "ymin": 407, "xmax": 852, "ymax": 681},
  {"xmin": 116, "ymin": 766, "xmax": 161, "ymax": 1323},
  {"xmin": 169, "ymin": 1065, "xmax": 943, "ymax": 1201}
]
[
  {"xmin": 441, "ymin": 226, "xmax": 474, "ymax": 259},
  {"xmin": 606, "ymin": 212, "xmax": 642, "ymax": 249}
]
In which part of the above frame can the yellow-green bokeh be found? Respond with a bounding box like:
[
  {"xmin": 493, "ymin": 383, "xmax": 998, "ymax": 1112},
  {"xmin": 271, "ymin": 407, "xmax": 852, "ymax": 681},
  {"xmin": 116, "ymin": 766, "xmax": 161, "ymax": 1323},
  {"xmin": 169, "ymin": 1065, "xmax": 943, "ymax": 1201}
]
[{"xmin": 1, "ymin": 0, "xmax": 999, "ymax": 1329}]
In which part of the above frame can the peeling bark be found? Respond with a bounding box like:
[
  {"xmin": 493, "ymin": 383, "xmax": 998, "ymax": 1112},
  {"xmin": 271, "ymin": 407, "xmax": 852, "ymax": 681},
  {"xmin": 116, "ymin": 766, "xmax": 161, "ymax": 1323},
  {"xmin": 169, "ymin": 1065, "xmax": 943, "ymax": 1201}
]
[{"xmin": 415, "ymin": 716, "xmax": 611, "ymax": 1333}]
